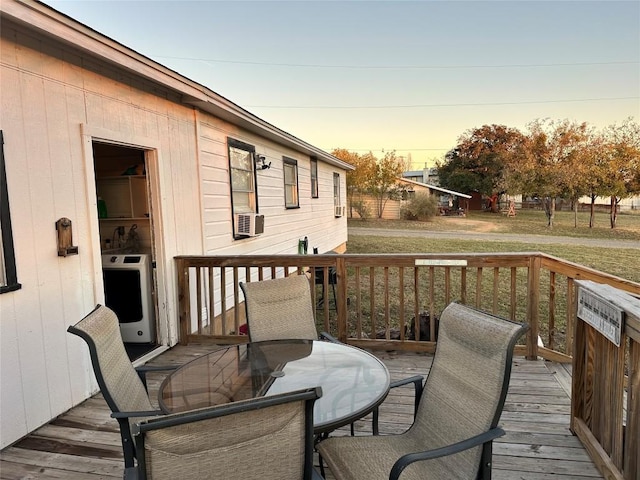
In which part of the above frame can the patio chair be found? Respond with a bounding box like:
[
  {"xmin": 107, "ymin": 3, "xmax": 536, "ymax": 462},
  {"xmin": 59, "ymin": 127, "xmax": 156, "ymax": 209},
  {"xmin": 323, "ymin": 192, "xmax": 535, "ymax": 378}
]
[
  {"xmin": 67, "ymin": 304, "xmax": 176, "ymax": 469},
  {"xmin": 240, "ymin": 274, "xmax": 338, "ymax": 343},
  {"xmin": 126, "ymin": 387, "xmax": 324, "ymax": 480},
  {"xmin": 317, "ymin": 301, "xmax": 529, "ymax": 480}
]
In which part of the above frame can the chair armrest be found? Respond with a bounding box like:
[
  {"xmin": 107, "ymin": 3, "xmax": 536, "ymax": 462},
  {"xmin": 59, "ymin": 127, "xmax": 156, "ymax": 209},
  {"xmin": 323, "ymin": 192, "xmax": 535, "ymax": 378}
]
[
  {"xmin": 389, "ymin": 427, "xmax": 505, "ymax": 480},
  {"xmin": 135, "ymin": 364, "xmax": 177, "ymax": 390},
  {"xmin": 370, "ymin": 375, "xmax": 424, "ymax": 435},
  {"xmin": 111, "ymin": 409, "xmax": 164, "ymax": 420},
  {"xmin": 389, "ymin": 375, "xmax": 424, "ymax": 417},
  {"xmin": 319, "ymin": 331, "xmax": 341, "ymax": 343},
  {"xmin": 136, "ymin": 365, "xmax": 178, "ymax": 373},
  {"xmin": 389, "ymin": 375, "xmax": 424, "ymax": 389}
]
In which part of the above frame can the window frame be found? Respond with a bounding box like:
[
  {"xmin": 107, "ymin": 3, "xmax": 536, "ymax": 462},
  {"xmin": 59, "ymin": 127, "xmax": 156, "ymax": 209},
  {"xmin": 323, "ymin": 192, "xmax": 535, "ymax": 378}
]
[
  {"xmin": 0, "ymin": 131, "xmax": 20, "ymax": 293},
  {"xmin": 283, "ymin": 157, "xmax": 299, "ymax": 209},
  {"xmin": 333, "ymin": 172, "xmax": 341, "ymax": 207},
  {"xmin": 227, "ymin": 137, "xmax": 259, "ymax": 240},
  {"xmin": 310, "ymin": 158, "xmax": 319, "ymax": 198}
]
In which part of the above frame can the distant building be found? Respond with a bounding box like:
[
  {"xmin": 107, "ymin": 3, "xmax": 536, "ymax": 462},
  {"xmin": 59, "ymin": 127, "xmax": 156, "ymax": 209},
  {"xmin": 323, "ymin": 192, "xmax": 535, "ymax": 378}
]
[
  {"xmin": 577, "ymin": 195, "xmax": 640, "ymax": 212},
  {"xmin": 402, "ymin": 167, "xmax": 440, "ymax": 186},
  {"xmin": 349, "ymin": 178, "xmax": 470, "ymax": 219}
]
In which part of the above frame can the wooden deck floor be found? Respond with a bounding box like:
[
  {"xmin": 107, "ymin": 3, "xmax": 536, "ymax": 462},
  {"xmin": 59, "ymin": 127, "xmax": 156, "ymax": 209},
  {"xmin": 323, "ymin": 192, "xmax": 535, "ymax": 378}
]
[{"xmin": 0, "ymin": 345, "xmax": 603, "ymax": 480}]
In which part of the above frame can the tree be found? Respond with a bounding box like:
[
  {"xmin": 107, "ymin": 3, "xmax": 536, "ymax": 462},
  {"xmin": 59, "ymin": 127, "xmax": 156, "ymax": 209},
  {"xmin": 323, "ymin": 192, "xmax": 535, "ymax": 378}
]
[
  {"xmin": 333, "ymin": 149, "xmax": 376, "ymax": 218},
  {"xmin": 518, "ymin": 119, "xmax": 593, "ymax": 228},
  {"xmin": 437, "ymin": 148, "xmax": 482, "ymax": 193},
  {"xmin": 598, "ymin": 118, "xmax": 640, "ymax": 228},
  {"xmin": 333, "ymin": 149, "xmax": 405, "ymax": 219},
  {"xmin": 580, "ymin": 134, "xmax": 611, "ymax": 228},
  {"xmin": 369, "ymin": 151, "xmax": 405, "ymax": 218},
  {"xmin": 437, "ymin": 124, "xmax": 526, "ymax": 210},
  {"xmin": 553, "ymin": 123, "xmax": 595, "ymax": 227}
]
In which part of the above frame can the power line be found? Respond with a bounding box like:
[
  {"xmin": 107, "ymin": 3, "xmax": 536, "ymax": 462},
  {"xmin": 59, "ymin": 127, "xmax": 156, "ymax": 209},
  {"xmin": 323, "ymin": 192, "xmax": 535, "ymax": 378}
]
[
  {"xmin": 154, "ymin": 56, "xmax": 638, "ymax": 70},
  {"xmin": 247, "ymin": 97, "xmax": 639, "ymax": 109}
]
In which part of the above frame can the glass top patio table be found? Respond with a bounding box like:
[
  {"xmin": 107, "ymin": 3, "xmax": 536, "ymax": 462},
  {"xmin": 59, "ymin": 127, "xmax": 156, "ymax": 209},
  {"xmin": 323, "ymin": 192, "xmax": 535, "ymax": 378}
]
[{"xmin": 158, "ymin": 339, "xmax": 390, "ymax": 434}]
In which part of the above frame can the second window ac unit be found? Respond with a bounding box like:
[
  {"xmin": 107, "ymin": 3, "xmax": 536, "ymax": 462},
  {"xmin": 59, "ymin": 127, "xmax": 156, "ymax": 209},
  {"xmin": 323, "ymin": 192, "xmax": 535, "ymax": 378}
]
[
  {"xmin": 334, "ymin": 205, "xmax": 345, "ymax": 217},
  {"xmin": 235, "ymin": 213, "xmax": 265, "ymax": 236}
]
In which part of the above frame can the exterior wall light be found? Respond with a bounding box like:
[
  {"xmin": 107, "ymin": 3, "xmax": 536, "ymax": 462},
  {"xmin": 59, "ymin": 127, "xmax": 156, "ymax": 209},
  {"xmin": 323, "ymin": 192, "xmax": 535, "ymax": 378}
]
[{"xmin": 255, "ymin": 154, "xmax": 271, "ymax": 170}]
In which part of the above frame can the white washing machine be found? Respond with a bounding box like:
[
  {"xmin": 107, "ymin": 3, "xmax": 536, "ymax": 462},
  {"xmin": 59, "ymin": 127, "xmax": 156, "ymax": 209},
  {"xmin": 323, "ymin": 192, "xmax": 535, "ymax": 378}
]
[{"xmin": 102, "ymin": 254, "xmax": 155, "ymax": 343}]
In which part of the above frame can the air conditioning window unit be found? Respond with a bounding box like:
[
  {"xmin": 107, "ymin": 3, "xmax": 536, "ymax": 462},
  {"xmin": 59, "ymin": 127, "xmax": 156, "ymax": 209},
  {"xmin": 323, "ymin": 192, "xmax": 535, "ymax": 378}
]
[
  {"xmin": 334, "ymin": 205, "xmax": 345, "ymax": 217},
  {"xmin": 235, "ymin": 213, "xmax": 265, "ymax": 236}
]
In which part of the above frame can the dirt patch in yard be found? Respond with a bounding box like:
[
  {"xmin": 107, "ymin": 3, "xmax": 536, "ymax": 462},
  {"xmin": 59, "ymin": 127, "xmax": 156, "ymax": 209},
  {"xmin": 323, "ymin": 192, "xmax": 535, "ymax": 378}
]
[{"xmin": 439, "ymin": 217, "xmax": 500, "ymax": 233}]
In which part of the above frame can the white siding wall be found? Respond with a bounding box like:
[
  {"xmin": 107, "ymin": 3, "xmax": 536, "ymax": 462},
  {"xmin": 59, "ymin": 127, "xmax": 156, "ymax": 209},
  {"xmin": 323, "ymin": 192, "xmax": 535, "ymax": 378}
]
[
  {"xmin": 189, "ymin": 116, "xmax": 349, "ymax": 331},
  {"xmin": 0, "ymin": 25, "xmax": 204, "ymax": 448},
  {"xmin": 198, "ymin": 116, "xmax": 348, "ymax": 257},
  {"xmin": 0, "ymin": 18, "xmax": 349, "ymax": 449}
]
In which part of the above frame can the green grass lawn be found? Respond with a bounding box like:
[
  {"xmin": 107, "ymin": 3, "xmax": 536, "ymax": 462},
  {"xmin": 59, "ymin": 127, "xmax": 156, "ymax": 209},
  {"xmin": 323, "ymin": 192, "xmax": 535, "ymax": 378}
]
[
  {"xmin": 349, "ymin": 209, "xmax": 640, "ymax": 241},
  {"xmin": 348, "ymin": 217, "xmax": 640, "ymax": 284}
]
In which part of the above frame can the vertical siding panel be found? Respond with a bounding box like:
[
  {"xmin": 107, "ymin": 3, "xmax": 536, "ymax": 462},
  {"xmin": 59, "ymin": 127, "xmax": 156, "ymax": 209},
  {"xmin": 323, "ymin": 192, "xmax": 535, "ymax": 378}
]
[
  {"xmin": 0, "ymin": 42, "xmax": 30, "ymax": 442},
  {"xmin": 42, "ymin": 77, "xmax": 78, "ymax": 412},
  {"xmin": 0, "ymin": 294, "xmax": 26, "ymax": 442},
  {"xmin": 164, "ymin": 115, "xmax": 199, "ymax": 253},
  {"xmin": 154, "ymin": 115, "xmax": 178, "ymax": 253},
  {"xmin": 84, "ymin": 90, "xmax": 105, "ymax": 129},
  {"xmin": 17, "ymin": 67, "xmax": 55, "ymax": 430}
]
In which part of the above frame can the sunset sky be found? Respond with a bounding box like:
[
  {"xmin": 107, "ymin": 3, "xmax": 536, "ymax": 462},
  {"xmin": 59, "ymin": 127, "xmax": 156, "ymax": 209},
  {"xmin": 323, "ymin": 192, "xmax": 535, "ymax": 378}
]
[{"xmin": 45, "ymin": 0, "xmax": 639, "ymax": 168}]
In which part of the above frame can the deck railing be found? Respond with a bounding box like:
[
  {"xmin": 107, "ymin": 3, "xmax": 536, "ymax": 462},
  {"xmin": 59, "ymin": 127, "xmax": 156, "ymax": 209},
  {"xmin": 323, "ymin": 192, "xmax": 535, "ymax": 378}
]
[
  {"xmin": 175, "ymin": 253, "xmax": 639, "ymax": 480},
  {"xmin": 176, "ymin": 253, "xmax": 638, "ymax": 357}
]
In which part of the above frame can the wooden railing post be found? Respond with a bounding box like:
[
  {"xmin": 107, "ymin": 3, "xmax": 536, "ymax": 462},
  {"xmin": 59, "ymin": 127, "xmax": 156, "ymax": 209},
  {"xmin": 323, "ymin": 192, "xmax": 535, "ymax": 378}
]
[
  {"xmin": 526, "ymin": 255, "xmax": 541, "ymax": 360},
  {"xmin": 565, "ymin": 277, "xmax": 576, "ymax": 357},
  {"xmin": 176, "ymin": 257, "xmax": 190, "ymax": 345},
  {"xmin": 626, "ymin": 339, "xmax": 639, "ymax": 479},
  {"xmin": 336, "ymin": 255, "xmax": 348, "ymax": 342}
]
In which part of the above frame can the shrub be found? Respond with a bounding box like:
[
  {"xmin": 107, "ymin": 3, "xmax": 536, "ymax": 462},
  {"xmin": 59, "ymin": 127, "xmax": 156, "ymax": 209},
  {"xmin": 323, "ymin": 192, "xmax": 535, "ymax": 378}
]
[
  {"xmin": 401, "ymin": 192, "xmax": 438, "ymax": 221},
  {"xmin": 351, "ymin": 199, "xmax": 372, "ymax": 220}
]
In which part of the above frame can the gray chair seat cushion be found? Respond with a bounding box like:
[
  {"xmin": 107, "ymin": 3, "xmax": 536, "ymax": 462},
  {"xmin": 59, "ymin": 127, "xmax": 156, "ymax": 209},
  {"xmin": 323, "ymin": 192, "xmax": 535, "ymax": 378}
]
[{"xmin": 319, "ymin": 433, "xmax": 461, "ymax": 480}]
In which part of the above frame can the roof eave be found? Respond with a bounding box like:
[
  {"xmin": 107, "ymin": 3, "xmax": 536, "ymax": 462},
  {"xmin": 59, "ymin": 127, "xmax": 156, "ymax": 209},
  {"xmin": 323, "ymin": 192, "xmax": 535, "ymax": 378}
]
[
  {"xmin": 400, "ymin": 178, "xmax": 472, "ymax": 198},
  {"xmin": 183, "ymin": 97, "xmax": 354, "ymax": 169}
]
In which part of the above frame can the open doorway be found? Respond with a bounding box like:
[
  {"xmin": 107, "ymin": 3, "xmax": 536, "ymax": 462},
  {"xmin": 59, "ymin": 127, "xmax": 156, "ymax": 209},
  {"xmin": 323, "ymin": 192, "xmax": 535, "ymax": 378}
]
[{"xmin": 93, "ymin": 142, "xmax": 157, "ymax": 360}]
